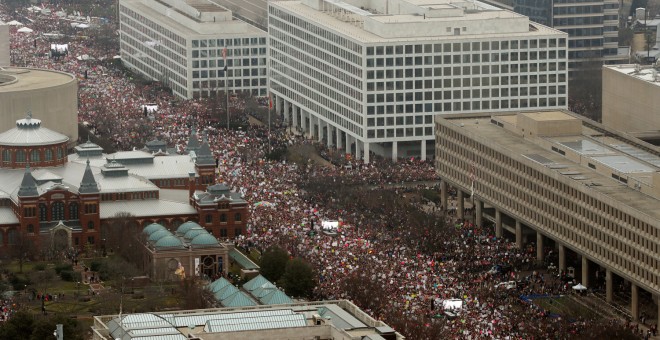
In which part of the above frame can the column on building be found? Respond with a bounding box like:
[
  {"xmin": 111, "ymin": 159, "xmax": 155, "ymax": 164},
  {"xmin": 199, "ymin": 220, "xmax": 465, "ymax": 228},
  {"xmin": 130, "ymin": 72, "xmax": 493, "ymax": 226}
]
[
  {"xmin": 457, "ymin": 190, "xmax": 464, "ymax": 220},
  {"xmin": 605, "ymin": 269, "xmax": 613, "ymax": 303},
  {"xmin": 632, "ymin": 283, "xmax": 639, "ymax": 320},
  {"xmin": 292, "ymin": 104, "xmax": 299, "ymax": 130},
  {"xmin": 536, "ymin": 232, "xmax": 544, "ymax": 263},
  {"xmin": 363, "ymin": 142, "xmax": 370, "ymax": 164},
  {"xmin": 355, "ymin": 140, "xmax": 362, "ymax": 161},
  {"xmin": 515, "ymin": 220, "xmax": 522, "ymax": 249},
  {"xmin": 420, "ymin": 139, "xmax": 427, "ymax": 161},
  {"xmin": 440, "ymin": 180, "xmax": 448, "ymax": 211},
  {"xmin": 392, "ymin": 141, "xmax": 398, "ymax": 162},
  {"xmin": 558, "ymin": 243, "xmax": 566, "ymax": 272},
  {"xmin": 495, "ymin": 209, "xmax": 502, "ymax": 238},
  {"xmin": 327, "ymin": 123, "xmax": 333, "ymax": 147},
  {"xmin": 581, "ymin": 256, "xmax": 589, "ymax": 287},
  {"xmin": 318, "ymin": 118, "xmax": 324, "ymax": 143},
  {"xmin": 474, "ymin": 199, "xmax": 483, "ymax": 227},
  {"xmin": 345, "ymin": 133, "xmax": 352, "ymax": 155},
  {"xmin": 283, "ymin": 100, "xmax": 290, "ymax": 124},
  {"xmin": 336, "ymin": 127, "xmax": 343, "ymax": 150},
  {"xmin": 308, "ymin": 111, "xmax": 314, "ymax": 139},
  {"xmin": 275, "ymin": 95, "xmax": 283, "ymax": 115}
]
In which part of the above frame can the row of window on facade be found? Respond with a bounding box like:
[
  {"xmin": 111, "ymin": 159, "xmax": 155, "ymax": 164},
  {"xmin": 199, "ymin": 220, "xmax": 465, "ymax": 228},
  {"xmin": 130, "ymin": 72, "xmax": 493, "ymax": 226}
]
[
  {"xmin": 192, "ymin": 38, "xmax": 266, "ymax": 49},
  {"xmin": 23, "ymin": 202, "xmax": 97, "ymax": 221},
  {"xmin": 204, "ymin": 213, "xmax": 242, "ymax": 224},
  {"xmin": 365, "ymin": 52, "xmax": 566, "ymax": 67},
  {"xmin": 192, "ymin": 58, "xmax": 266, "ymax": 68},
  {"xmin": 2, "ymin": 148, "xmax": 65, "ymax": 163},
  {"xmin": 365, "ymin": 39, "xmax": 567, "ymax": 56},
  {"xmin": 367, "ymin": 64, "xmax": 567, "ymax": 80},
  {"xmin": 191, "ymin": 69, "xmax": 267, "ymax": 80},
  {"xmin": 192, "ymin": 48, "xmax": 267, "ymax": 59}
]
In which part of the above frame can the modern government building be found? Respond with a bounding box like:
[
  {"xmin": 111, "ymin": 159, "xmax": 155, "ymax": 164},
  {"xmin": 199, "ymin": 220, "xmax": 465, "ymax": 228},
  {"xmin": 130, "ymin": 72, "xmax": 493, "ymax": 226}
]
[
  {"xmin": 434, "ymin": 110, "xmax": 660, "ymax": 323},
  {"xmin": 268, "ymin": 0, "xmax": 568, "ymax": 162},
  {"xmin": 118, "ymin": 0, "xmax": 268, "ymax": 99},
  {"xmin": 486, "ymin": 0, "xmax": 626, "ymax": 71}
]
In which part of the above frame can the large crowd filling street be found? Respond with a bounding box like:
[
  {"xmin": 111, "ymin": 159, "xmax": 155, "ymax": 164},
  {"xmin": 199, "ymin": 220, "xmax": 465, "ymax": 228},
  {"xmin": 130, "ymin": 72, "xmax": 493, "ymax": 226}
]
[{"xmin": 0, "ymin": 2, "xmax": 649, "ymax": 339}]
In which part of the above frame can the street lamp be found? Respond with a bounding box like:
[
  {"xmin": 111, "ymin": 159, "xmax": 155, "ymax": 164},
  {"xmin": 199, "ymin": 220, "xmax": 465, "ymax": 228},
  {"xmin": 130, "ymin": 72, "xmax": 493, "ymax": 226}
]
[{"xmin": 76, "ymin": 281, "xmax": 80, "ymax": 297}]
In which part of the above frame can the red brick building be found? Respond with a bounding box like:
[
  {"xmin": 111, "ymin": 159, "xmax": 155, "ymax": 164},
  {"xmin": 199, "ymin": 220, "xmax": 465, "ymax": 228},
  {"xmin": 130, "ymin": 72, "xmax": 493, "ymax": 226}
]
[{"xmin": 0, "ymin": 115, "xmax": 248, "ymax": 257}]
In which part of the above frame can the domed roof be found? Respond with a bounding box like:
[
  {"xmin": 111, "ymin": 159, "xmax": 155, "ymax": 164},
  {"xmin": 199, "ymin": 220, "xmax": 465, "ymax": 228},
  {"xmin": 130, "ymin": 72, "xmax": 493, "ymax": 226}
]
[
  {"xmin": 176, "ymin": 221, "xmax": 201, "ymax": 236},
  {"xmin": 183, "ymin": 227, "xmax": 207, "ymax": 240},
  {"xmin": 154, "ymin": 235, "xmax": 184, "ymax": 249},
  {"xmin": 0, "ymin": 115, "xmax": 69, "ymax": 146},
  {"xmin": 190, "ymin": 233, "xmax": 219, "ymax": 247},
  {"xmin": 143, "ymin": 223, "xmax": 166, "ymax": 235},
  {"xmin": 148, "ymin": 229, "xmax": 172, "ymax": 243}
]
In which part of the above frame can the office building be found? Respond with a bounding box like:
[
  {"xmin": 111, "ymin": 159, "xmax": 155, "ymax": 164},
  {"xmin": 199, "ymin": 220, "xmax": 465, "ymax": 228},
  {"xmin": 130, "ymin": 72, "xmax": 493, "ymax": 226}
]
[
  {"xmin": 269, "ymin": 0, "xmax": 568, "ymax": 162},
  {"xmin": 91, "ymin": 300, "xmax": 404, "ymax": 340},
  {"xmin": 602, "ymin": 64, "xmax": 660, "ymax": 143},
  {"xmin": 119, "ymin": 0, "xmax": 268, "ymax": 99},
  {"xmin": 490, "ymin": 0, "xmax": 626, "ymax": 71},
  {"xmin": 435, "ymin": 110, "xmax": 660, "ymax": 323}
]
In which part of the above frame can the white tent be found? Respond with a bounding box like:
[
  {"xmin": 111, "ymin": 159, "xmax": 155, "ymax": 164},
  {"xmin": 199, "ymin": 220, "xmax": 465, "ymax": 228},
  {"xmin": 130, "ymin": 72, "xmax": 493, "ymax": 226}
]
[
  {"xmin": 76, "ymin": 54, "xmax": 94, "ymax": 61},
  {"xmin": 7, "ymin": 20, "xmax": 23, "ymax": 26},
  {"xmin": 572, "ymin": 283, "xmax": 587, "ymax": 291},
  {"xmin": 17, "ymin": 27, "xmax": 34, "ymax": 33},
  {"xmin": 27, "ymin": 6, "xmax": 42, "ymax": 13},
  {"xmin": 76, "ymin": 23, "xmax": 90, "ymax": 29}
]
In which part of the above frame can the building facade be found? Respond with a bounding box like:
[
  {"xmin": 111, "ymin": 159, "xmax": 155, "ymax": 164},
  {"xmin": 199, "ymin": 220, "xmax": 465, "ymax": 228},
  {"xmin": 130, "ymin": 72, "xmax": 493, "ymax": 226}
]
[
  {"xmin": 434, "ymin": 110, "xmax": 660, "ymax": 323},
  {"xmin": 269, "ymin": 0, "xmax": 568, "ymax": 162},
  {"xmin": 602, "ymin": 64, "xmax": 660, "ymax": 142},
  {"xmin": 119, "ymin": 0, "xmax": 268, "ymax": 99},
  {"xmin": 0, "ymin": 115, "xmax": 248, "ymax": 257},
  {"xmin": 492, "ymin": 0, "xmax": 625, "ymax": 71}
]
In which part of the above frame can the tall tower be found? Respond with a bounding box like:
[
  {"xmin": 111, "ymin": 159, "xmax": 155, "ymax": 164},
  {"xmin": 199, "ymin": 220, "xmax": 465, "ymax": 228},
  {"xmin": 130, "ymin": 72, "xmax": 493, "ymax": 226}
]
[{"xmin": 17, "ymin": 165, "xmax": 40, "ymax": 247}]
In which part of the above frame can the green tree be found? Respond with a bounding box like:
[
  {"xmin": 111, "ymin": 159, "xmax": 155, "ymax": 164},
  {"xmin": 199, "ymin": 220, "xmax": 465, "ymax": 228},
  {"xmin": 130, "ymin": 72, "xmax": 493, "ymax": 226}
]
[
  {"xmin": 259, "ymin": 246, "xmax": 289, "ymax": 282},
  {"xmin": 29, "ymin": 314, "xmax": 85, "ymax": 340},
  {"xmin": 0, "ymin": 311, "xmax": 34, "ymax": 339},
  {"xmin": 280, "ymin": 258, "xmax": 316, "ymax": 299}
]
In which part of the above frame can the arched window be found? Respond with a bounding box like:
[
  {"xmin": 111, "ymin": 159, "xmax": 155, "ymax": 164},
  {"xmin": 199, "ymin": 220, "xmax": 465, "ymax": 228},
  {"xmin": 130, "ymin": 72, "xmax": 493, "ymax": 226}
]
[
  {"xmin": 234, "ymin": 213, "xmax": 242, "ymax": 222},
  {"xmin": 2, "ymin": 149, "xmax": 10, "ymax": 162},
  {"xmin": 27, "ymin": 224, "xmax": 34, "ymax": 234},
  {"xmin": 220, "ymin": 214, "xmax": 227, "ymax": 223},
  {"xmin": 69, "ymin": 202, "xmax": 78, "ymax": 220},
  {"xmin": 16, "ymin": 150, "xmax": 26, "ymax": 163},
  {"xmin": 205, "ymin": 215, "xmax": 212, "ymax": 224},
  {"xmin": 87, "ymin": 221, "xmax": 95, "ymax": 230},
  {"xmin": 51, "ymin": 202, "xmax": 64, "ymax": 221},
  {"xmin": 57, "ymin": 147, "xmax": 63, "ymax": 160},
  {"xmin": 39, "ymin": 203, "xmax": 48, "ymax": 221},
  {"xmin": 45, "ymin": 149, "xmax": 53, "ymax": 161},
  {"xmin": 30, "ymin": 150, "xmax": 40, "ymax": 162}
]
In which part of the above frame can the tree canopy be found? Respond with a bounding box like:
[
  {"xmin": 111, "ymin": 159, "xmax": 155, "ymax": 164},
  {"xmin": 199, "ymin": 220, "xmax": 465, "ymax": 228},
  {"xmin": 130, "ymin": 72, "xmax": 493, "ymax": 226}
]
[
  {"xmin": 280, "ymin": 258, "xmax": 316, "ymax": 299},
  {"xmin": 259, "ymin": 246, "xmax": 290, "ymax": 283}
]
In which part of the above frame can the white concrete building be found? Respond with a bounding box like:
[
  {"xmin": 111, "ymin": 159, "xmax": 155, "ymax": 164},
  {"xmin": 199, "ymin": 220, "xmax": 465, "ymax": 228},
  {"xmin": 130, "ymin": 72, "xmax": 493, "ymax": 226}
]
[
  {"xmin": 119, "ymin": 0, "xmax": 268, "ymax": 99},
  {"xmin": 268, "ymin": 0, "xmax": 568, "ymax": 162}
]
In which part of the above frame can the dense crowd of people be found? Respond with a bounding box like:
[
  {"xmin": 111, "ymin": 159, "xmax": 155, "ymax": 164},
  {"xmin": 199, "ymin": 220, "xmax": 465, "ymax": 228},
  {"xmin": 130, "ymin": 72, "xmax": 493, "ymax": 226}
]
[{"xmin": 0, "ymin": 3, "xmax": 644, "ymax": 338}]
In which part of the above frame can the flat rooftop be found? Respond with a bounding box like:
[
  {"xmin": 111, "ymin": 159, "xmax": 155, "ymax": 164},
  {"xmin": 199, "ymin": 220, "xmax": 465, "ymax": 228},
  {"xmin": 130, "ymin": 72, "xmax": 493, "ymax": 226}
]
[
  {"xmin": 520, "ymin": 110, "xmax": 576, "ymax": 122},
  {"xmin": 604, "ymin": 64, "xmax": 660, "ymax": 88},
  {"xmin": 272, "ymin": 0, "xmax": 563, "ymax": 43},
  {"xmin": 0, "ymin": 68, "xmax": 75, "ymax": 92},
  {"xmin": 439, "ymin": 111, "xmax": 660, "ymax": 221},
  {"xmin": 122, "ymin": 0, "xmax": 266, "ymax": 37}
]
